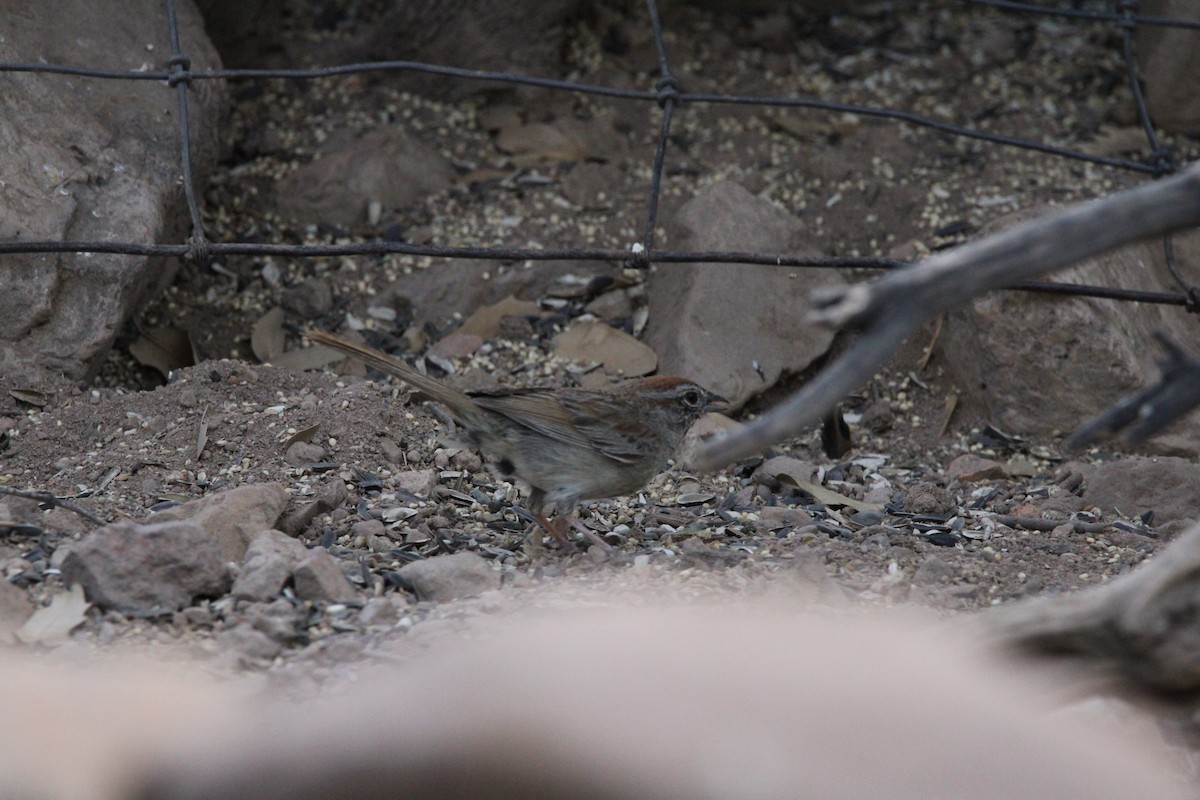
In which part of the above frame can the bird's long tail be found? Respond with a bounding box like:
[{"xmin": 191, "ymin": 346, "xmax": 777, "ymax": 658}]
[{"xmin": 306, "ymin": 329, "xmax": 476, "ymax": 418}]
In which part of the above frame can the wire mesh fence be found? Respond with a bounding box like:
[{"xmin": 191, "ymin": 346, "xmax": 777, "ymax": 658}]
[{"xmin": 0, "ymin": 0, "xmax": 1198, "ymax": 310}]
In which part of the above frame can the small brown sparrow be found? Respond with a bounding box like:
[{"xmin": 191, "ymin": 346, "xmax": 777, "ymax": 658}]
[{"xmin": 308, "ymin": 329, "xmax": 724, "ymax": 550}]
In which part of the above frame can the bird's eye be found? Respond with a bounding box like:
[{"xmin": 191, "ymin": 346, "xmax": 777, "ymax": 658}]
[{"xmin": 681, "ymin": 388, "xmax": 703, "ymax": 407}]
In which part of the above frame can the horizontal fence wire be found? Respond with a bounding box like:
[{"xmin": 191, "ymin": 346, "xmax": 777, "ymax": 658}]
[
  {"xmin": 0, "ymin": 0, "xmax": 1196, "ymax": 312},
  {"xmin": 0, "ymin": 69, "xmax": 1164, "ymax": 175},
  {"xmin": 961, "ymin": 0, "xmax": 1200, "ymax": 28}
]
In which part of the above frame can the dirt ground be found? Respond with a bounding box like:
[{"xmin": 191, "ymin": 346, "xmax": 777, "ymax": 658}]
[{"xmin": 2, "ymin": 0, "xmax": 1198, "ymax": 729}]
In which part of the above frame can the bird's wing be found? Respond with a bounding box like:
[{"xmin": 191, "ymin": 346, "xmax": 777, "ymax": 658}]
[
  {"xmin": 470, "ymin": 389, "xmax": 642, "ymax": 464},
  {"xmin": 559, "ymin": 393, "xmax": 645, "ymax": 464}
]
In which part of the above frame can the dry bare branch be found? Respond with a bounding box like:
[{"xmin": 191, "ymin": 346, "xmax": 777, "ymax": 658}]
[
  {"xmin": 695, "ymin": 162, "xmax": 1200, "ymax": 471},
  {"xmin": 985, "ymin": 523, "xmax": 1200, "ymax": 694},
  {"xmin": 0, "ymin": 486, "xmax": 105, "ymax": 526},
  {"xmin": 1068, "ymin": 332, "xmax": 1200, "ymax": 448}
]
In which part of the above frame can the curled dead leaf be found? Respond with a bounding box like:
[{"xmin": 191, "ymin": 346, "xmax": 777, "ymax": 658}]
[
  {"xmin": 9, "ymin": 388, "xmax": 49, "ymax": 407},
  {"xmin": 251, "ymin": 307, "xmax": 286, "ymax": 362},
  {"xmin": 495, "ymin": 122, "xmax": 588, "ymax": 167},
  {"xmin": 196, "ymin": 405, "xmax": 210, "ymax": 461},
  {"xmin": 459, "ymin": 295, "xmax": 541, "ymax": 340},
  {"xmin": 936, "ymin": 392, "xmax": 958, "ymax": 438},
  {"xmin": 130, "ymin": 326, "xmax": 196, "ymax": 379},
  {"xmin": 283, "ymin": 424, "xmax": 321, "ymax": 450},
  {"xmin": 552, "ymin": 321, "xmax": 657, "ymax": 378},
  {"xmin": 271, "ymin": 345, "xmax": 352, "ymax": 372},
  {"xmin": 787, "ymin": 479, "xmax": 883, "ymax": 514}
]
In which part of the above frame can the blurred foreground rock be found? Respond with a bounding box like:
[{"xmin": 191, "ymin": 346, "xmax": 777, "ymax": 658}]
[{"xmin": 0, "ymin": 601, "xmax": 1189, "ymax": 799}]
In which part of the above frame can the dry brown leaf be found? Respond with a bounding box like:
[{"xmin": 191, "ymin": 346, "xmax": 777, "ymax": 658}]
[
  {"xmin": 462, "ymin": 167, "xmax": 511, "ymax": 186},
  {"xmin": 196, "ymin": 405, "xmax": 210, "ymax": 461},
  {"xmin": 918, "ymin": 314, "xmax": 944, "ymax": 372},
  {"xmin": 577, "ymin": 371, "xmax": 611, "ymax": 389},
  {"xmin": 552, "ymin": 320, "xmax": 658, "ymax": 377},
  {"xmin": 936, "ymin": 392, "xmax": 958, "ymax": 438},
  {"xmin": 251, "ymin": 307, "xmax": 286, "ymax": 362},
  {"xmin": 130, "ymin": 326, "xmax": 196, "ymax": 378},
  {"xmin": 761, "ymin": 112, "xmax": 859, "ymax": 140},
  {"xmin": 786, "ymin": 478, "xmax": 883, "ymax": 514},
  {"xmin": 271, "ymin": 345, "xmax": 351, "ymax": 372},
  {"xmin": 16, "ymin": 584, "xmax": 90, "ymax": 647},
  {"xmin": 762, "ymin": 113, "xmax": 827, "ymax": 139},
  {"xmin": 9, "ymin": 388, "xmax": 49, "ymax": 407},
  {"xmin": 283, "ymin": 423, "xmax": 321, "ymax": 450},
  {"xmin": 1080, "ymin": 126, "xmax": 1147, "ymax": 158},
  {"xmin": 495, "ymin": 122, "xmax": 587, "ymax": 166},
  {"xmin": 755, "ymin": 456, "xmax": 819, "ymax": 487},
  {"xmin": 459, "ymin": 295, "xmax": 540, "ymax": 340}
]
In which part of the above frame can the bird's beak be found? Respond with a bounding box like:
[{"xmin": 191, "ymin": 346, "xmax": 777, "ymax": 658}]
[{"xmin": 707, "ymin": 391, "xmax": 730, "ymax": 411}]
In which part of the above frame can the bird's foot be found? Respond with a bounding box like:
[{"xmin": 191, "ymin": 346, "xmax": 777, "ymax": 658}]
[
  {"xmin": 559, "ymin": 514, "xmax": 614, "ymax": 553},
  {"xmin": 529, "ymin": 512, "xmax": 612, "ymax": 554}
]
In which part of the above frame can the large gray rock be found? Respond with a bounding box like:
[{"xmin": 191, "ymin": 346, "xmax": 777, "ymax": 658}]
[
  {"xmin": 375, "ymin": 259, "xmax": 621, "ymax": 334},
  {"xmin": 197, "ymin": 0, "xmax": 586, "ymax": 100},
  {"xmin": 1067, "ymin": 457, "xmax": 1200, "ymax": 525},
  {"xmin": 1139, "ymin": 1, "xmax": 1200, "ymax": 134},
  {"xmin": 270, "ymin": 127, "xmax": 455, "ymax": 230},
  {"xmin": 193, "ymin": 0, "xmax": 286, "ymax": 68},
  {"xmin": 231, "ymin": 530, "xmax": 309, "ymax": 602},
  {"xmin": 292, "ymin": 549, "xmax": 359, "ymax": 604},
  {"xmin": 645, "ymin": 181, "xmax": 844, "ymax": 409},
  {"xmin": 151, "ymin": 483, "xmax": 290, "ymax": 564},
  {"xmin": 0, "ymin": 0, "xmax": 225, "ymax": 384},
  {"xmin": 278, "ymin": 478, "xmax": 346, "ymax": 537},
  {"xmin": 61, "ymin": 520, "xmax": 232, "ymax": 615},
  {"xmin": 396, "ymin": 552, "xmax": 499, "ymax": 602},
  {"xmin": 939, "ymin": 216, "xmax": 1200, "ymax": 453},
  {"xmin": 323, "ymin": 0, "xmax": 586, "ymax": 100}
]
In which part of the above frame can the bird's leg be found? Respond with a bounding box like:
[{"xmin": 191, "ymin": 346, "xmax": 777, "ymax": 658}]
[
  {"xmin": 518, "ymin": 516, "xmax": 545, "ymax": 560},
  {"xmin": 534, "ymin": 512, "xmax": 613, "ymax": 553},
  {"xmin": 560, "ymin": 513, "xmax": 615, "ymax": 553},
  {"xmin": 524, "ymin": 491, "xmax": 611, "ymax": 553},
  {"xmin": 514, "ymin": 511, "xmax": 553, "ymax": 558},
  {"xmin": 534, "ymin": 512, "xmax": 579, "ymax": 551},
  {"xmin": 523, "ymin": 489, "xmax": 576, "ymax": 553},
  {"xmin": 525, "ymin": 521, "xmax": 545, "ymax": 553}
]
